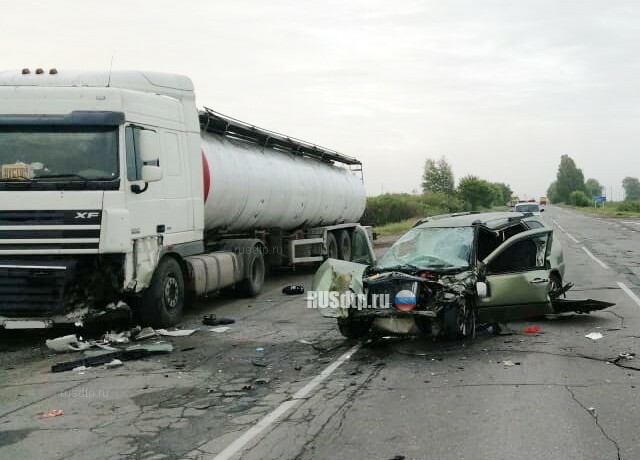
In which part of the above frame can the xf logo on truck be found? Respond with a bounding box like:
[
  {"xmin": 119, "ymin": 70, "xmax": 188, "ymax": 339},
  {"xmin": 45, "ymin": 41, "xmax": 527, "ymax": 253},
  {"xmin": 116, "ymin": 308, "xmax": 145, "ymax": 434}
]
[{"xmin": 75, "ymin": 212, "xmax": 100, "ymax": 219}]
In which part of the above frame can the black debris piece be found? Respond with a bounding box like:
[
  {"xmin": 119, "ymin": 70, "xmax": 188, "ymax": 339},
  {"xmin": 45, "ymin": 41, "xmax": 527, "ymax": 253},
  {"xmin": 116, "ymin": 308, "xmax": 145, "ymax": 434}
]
[
  {"xmin": 282, "ymin": 284, "xmax": 305, "ymax": 295},
  {"xmin": 202, "ymin": 314, "xmax": 236, "ymax": 326}
]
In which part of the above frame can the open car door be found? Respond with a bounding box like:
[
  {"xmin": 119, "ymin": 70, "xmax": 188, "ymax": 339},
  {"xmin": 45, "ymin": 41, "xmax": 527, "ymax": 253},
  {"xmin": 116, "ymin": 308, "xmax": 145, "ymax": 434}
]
[
  {"xmin": 311, "ymin": 226, "xmax": 376, "ymax": 318},
  {"xmin": 476, "ymin": 228, "xmax": 555, "ymax": 323}
]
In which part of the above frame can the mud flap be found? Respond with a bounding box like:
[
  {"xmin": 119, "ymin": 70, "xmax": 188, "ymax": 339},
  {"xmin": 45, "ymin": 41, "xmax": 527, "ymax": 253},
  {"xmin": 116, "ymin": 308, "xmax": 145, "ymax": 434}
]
[{"xmin": 552, "ymin": 298, "xmax": 615, "ymax": 314}]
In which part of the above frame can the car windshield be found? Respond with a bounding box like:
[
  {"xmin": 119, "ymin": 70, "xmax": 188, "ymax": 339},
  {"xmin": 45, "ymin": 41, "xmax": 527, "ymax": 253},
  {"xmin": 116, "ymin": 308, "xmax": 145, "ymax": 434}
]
[
  {"xmin": 376, "ymin": 226, "xmax": 474, "ymax": 270},
  {"xmin": 515, "ymin": 203, "xmax": 540, "ymax": 212},
  {"xmin": 0, "ymin": 125, "xmax": 119, "ymax": 183}
]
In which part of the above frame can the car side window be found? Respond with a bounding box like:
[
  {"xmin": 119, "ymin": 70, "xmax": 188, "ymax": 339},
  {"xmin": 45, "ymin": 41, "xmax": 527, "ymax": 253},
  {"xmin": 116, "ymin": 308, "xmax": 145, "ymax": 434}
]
[
  {"xmin": 488, "ymin": 234, "xmax": 549, "ymax": 274},
  {"xmin": 524, "ymin": 220, "xmax": 544, "ymax": 229}
]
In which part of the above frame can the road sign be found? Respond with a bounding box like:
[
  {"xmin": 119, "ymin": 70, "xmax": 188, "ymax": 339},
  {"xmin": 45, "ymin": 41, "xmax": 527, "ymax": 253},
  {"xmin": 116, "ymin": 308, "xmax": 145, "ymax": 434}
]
[{"xmin": 592, "ymin": 196, "xmax": 607, "ymax": 203}]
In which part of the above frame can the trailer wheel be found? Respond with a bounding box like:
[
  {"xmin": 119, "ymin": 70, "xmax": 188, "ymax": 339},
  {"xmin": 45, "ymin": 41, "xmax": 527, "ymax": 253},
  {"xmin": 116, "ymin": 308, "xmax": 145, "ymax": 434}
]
[
  {"xmin": 337, "ymin": 230, "xmax": 352, "ymax": 260},
  {"xmin": 326, "ymin": 232, "xmax": 339, "ymax": 259},
  {"xmin": 140, "ymin": 257, "xmax": 185, "ymax": 327},
  {"xmin": 238, "ymin": 249, "xmax": 265, "ymax": 297}
]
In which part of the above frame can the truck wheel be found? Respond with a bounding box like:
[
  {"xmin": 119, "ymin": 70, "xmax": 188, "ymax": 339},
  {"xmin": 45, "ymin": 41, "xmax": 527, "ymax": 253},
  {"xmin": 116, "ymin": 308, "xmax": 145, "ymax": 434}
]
[
  {"xmin": 337, "ymin": 230, "xmax": 352, "ymax": 260},
  {"xmin": 326, "ymin": 232, "xmax": 339, "ymax": 259},
  {"xmin": 140, "ymin": 257, "xmax": 185, "ymax": 327},
  {"xmin": 337, "ymin": 317, "xmax": 372, "ymax": 339},
  {"xmin": 238, "ymin": 249, "xmax": 265, "ymax": 297}
]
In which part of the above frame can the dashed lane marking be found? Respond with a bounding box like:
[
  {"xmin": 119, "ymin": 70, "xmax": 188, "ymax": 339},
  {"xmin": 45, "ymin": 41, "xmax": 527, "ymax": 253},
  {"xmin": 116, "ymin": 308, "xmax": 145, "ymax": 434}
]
[
  {"xmin": 581, "ymin": 246, "xmax": 609, "ymax": 270},
  {"xmin": 617, "ymin": 282, "xmax": 640, "ymax": 307}
]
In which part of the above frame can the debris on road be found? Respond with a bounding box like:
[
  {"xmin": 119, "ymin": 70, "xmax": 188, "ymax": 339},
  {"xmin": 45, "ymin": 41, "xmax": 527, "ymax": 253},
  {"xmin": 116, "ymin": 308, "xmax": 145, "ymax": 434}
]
[
  {"xmin": 585, "ymin": 332, "xmax": 604, "ymax": 341},
  {"xmin": 103, "ymin": 331, "xmax": 130, "ymax": 344},
  {"xmin": 210, "ymin": 326, "xmax": 231, "ymax": 333},
  {"xmin": 105, "ymin": 359, "xmax": 123, "ymax": 369},
  {"xmin": 282, "ymin": 284, "xmax": 305, "ymax": 295},
  {"xmin": 41, "ymin": 409, "xmax": 64, "ymax": 419},
  {"xmin": 255, "ymin": 378, "xmax": 271, "ymax": 385},
  {"xmin": 51, "ymin": 343, "xmax": 174, "ymax": 373},
  {"xmin": 45, "ymin": 335, "xmax": 91, "ymax": 353},
  {"xmin": 156, "ymin": 328, "xmax": 197, "ymax": 337},
  {"xmin": 524, "ymin": 326, "xmax": 541, "ymax": 334},
  {"xmin": 587, "ymin": 407, "xmax": 597, "ymax": 417},
  {"xmin": 133, "ymin": 326, "xmax": 158, "ymax": 341},
  {"xmin": 612, "ymin": 352, "xmax": 636, "ymax": 363},
  {"xmin": 502, "ymin": 360, "xmax": 521, "ymax": 367},
  {"xmin": 202, "ymin": 314, "xmax": 236, "ymax": 326}
]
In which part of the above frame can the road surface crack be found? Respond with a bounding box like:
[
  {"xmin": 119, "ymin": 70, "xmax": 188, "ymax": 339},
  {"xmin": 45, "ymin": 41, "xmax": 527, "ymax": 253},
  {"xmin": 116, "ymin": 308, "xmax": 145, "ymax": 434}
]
[{"xmin": 565, "ymin": 386, "xmax": 622, "ymax": 460}]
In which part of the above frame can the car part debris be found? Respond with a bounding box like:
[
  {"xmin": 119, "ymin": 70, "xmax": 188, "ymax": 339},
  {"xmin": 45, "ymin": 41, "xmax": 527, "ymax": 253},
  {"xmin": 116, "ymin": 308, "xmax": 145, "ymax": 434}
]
[
  {"xmin": 524, "ymin": 326, "xmax": 540, "ymax": 334},
  {"xmin": 156, "ymin": 328, "xmax": 197, "ymax": 337},
  {"xmin": 587, "ymin": 407, "xmax": 597, "ymax": 417},
  {"xmin": 282, "ymin": 284, "xmax": 305, "ymax": 295},
  {"xmin": 502, "ymin": 360, "xmax": 521, "ymax": 367},
  {"xmin": 105, "ymin": 359, "xmax": 123, "ymax": 369},
  {"xmin": 210, "ymin": 326, "xmax": 231, "ymax": 333},
  {"xmin": 585, "ymin": 332, "xmax": 604, "ymax": 340},
  {"xmin": 103, "ymin": 331, "xmax": 130, "ymax": 344},
  {"xmin": 133, "ymin": 326, "xmax": 158, "ymax": 341},
  {"xmin": 45, "ymin": 335, "xmax": 91, "ymax": 353},
  {"xmin": 51, "ymin": 343, "xmax": 173, "ymax": 373},
  {"xmin": 202, "ymin": 314, "xmax": 235, "ymax": 326},
  {"xmin": 41, "ymin": 409, "xmax": 64, "ymax": 418},
  {"xmin": 612, "ymin": 352, "xmax": 636, "ymax": 363}
]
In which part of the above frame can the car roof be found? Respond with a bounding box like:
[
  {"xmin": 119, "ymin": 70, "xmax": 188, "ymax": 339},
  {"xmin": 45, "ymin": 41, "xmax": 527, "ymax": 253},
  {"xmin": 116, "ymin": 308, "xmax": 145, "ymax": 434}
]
[{"xmin": 414, "ymin": 211, "xmax": 539, "ymax": 230}]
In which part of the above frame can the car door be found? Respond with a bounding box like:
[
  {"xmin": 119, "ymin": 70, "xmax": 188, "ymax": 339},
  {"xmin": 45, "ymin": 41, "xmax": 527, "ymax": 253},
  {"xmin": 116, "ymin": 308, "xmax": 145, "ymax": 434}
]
[
  {"xmin": 311, "ymin": 226, "xmax": 376, "ymax": 318},
  {"xmin": 476, "ymin": 228, "xmax": 554, "ymax": 323}
]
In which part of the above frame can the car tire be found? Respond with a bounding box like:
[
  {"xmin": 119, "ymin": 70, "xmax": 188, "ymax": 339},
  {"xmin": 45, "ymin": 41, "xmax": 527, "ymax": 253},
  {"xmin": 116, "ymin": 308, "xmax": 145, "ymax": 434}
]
[
  {"xmin": 337, "ymin": 317, "xmax": 372, "ymax": 339},
  {"xmin": 326, "ymin": 232, "xmax": 339, "ymax": 259},
  {"xmin": 237, "ymin": 249, "xmax": 265, "ymax": 297},
  {"xmin": 337, "ymin": 230, "xmax": 352, "ymax": 261},
  {"xmin": 140, "ymin": 257, "xmax": 185, "ymax": 327},
  {"xmin": 443, "ymin": 300, "xmax": 475, "ymax": 340},
  {"xmin": 549, "ymin": 272, "xmax": 562, "ymax": 296}
]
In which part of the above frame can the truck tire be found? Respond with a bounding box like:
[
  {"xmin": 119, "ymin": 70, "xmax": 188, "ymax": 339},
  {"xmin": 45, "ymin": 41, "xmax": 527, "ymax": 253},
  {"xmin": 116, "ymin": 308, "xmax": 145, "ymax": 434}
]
[
  {"xmin": 337, "ymin": 317, "xmax": 372, "ymax": 339},
  {"xmin": 238, "ymin": 249, "xmax": 265, "ymax": 297},
  {"xmin": 326, "ymin": 232, "xmax": 339, "ymax": 259},
  {"xmin": 140, "ymin": 257, "xmax": 185, "ymax": 327},
  {"xmin": 337, "ymin": 229, "xmax": 352, "ymax": 261}
]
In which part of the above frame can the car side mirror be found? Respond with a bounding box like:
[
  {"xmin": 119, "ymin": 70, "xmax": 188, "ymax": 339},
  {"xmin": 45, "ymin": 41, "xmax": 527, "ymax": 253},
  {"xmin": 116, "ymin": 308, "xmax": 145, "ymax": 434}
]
[{"xmin": 141, "ymin": 165, "xmax": 162, "ymax": 183}]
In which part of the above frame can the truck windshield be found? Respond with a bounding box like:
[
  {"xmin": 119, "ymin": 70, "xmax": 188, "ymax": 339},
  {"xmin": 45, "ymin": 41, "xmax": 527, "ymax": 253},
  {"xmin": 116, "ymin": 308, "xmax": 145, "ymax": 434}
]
[
  {"xmin": 376, "ymin": 226, "xmax": 474, "ymax": 270},
  {"xmin": 0, "ymin": 126, "xmax": 119, "ymax": 188}
]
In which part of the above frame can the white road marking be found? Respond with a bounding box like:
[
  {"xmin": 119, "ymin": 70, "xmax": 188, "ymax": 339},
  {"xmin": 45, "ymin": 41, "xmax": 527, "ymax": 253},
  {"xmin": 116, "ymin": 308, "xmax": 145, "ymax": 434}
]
[
  {"xmin": 212, "ymin": 343, "xmax": 361, "ymax": 460},
  {"xmin": 622, "ymin": 221, "xmax": 640, "ymax": 225},
  {"xmin": 617, "ymin": 282, "xmax": 640, "ymax": 307},
  {"xmin": 550, "ymin": 218, "xmax": 580, "ymax": 243},
  {"xmin": 581, "ymin": 247, "xmax": 609, "ymax": 270}
]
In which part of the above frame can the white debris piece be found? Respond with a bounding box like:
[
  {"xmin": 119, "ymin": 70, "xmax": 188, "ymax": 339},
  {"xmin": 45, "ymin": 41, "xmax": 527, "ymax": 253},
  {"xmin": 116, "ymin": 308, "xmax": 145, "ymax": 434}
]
[
  {"xmin": 585, "ymin": 332, "xmax": 604, "ymax": 341},
  {"xmin": 46, "ymin": 335, "xmax": 91, "ymax": 352},
  {"xmin": 156, "ymin": 329, "xmax": 197, "ymax": 337},
  {"xmin": 103, "ymin": 331, "xmax": 130, "ymax": 344},
  {"xmin": 210, "ymin": 326, "xmax": 231, "ymax": 333},
  {"xmin": 105, "ymin": 359, "xmax": 123, "ymax": 369}
]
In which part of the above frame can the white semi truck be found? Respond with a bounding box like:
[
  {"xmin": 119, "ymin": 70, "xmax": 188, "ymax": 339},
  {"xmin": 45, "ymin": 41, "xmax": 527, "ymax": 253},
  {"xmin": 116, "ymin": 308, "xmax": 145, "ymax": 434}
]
[{"xmin": 0, "ymin": 69, "xmax": 370, "ymax": 329}]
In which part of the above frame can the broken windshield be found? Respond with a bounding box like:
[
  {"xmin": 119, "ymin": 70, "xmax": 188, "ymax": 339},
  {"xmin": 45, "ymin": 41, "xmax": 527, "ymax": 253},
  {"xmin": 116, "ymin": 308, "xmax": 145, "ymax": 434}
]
[
  {"xmin": 0, "ymin": 125, "xmax": 119, "ymax": 189},
  {"xmin": 376, "ymin": 226, "xmax": 474, "ymax": 270}
]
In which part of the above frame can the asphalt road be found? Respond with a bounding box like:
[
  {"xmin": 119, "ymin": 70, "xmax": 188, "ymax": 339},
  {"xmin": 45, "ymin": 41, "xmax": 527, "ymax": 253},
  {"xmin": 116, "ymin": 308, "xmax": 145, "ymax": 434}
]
[{"xmin": 2, "ymin": 205, "xmax": 640, "ymax": 460}]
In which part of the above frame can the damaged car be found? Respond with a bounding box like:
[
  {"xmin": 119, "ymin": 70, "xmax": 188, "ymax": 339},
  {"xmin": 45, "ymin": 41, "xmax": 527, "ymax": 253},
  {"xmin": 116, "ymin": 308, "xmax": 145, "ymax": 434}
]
[{"xmin": 311, "ymin": 212, "xmax": 614, "ymax": 339}]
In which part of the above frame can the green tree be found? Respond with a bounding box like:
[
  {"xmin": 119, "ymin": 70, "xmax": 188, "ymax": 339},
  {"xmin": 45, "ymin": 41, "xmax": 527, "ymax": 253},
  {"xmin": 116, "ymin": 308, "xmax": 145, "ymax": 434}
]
[
  {"xmin": 569, "ymin": 190, "xmax": 590, "ymax": 207},
  {"xmin": 492, "ymin": 182, "xmax": 513, "ymax": 205},
  {"xmin": 547, "ymin": 181, "xmax": 559, "ymax": 203},
  {"xmin": 623, "ymin": 177, "xmax": 640, "ymax": 201},
  {"xmin": 555, "ymin": 155, "xmax": 585, "ymax": 203},
  {"xmin": 458, "ymin": 175, "xmax": 495, "ymax": 210},
  {"xmin": 422, "ymin": 156, "xmax": 455, "ymax": 195},
  {"xmin": 584, "ymin": 178, "xmax": 603, "ymax": 198}
]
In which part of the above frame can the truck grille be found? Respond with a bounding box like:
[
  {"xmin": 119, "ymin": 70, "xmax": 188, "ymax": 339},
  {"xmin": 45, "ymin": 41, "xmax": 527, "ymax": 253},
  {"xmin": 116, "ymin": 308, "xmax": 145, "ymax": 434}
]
[
  {"xmin": 0, "ymin": 210, "xmax": 101, "ymax": 252},
  {"xmin": 0, "ymin": 264, "xmax": 68, "ymax": 317}
]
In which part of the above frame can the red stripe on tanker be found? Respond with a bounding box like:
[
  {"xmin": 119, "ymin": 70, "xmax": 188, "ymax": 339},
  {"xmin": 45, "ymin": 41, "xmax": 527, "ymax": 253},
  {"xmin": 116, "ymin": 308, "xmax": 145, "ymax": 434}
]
[{"xmin": 200, "ymin": 133, "xmax": 366, "ymax": 232}]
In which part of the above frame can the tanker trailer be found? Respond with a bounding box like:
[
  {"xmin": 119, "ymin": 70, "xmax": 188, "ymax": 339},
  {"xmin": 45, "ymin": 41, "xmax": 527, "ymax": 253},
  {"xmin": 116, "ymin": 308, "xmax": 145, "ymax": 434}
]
[{"xmin": 0, "ymin": 69, "xmax": 370, "ymax": 328}]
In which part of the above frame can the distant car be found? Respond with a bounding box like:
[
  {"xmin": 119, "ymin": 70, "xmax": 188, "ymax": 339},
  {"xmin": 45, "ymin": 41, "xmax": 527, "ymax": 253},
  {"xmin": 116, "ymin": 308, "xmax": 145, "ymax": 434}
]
[
  {"xmin": 514, "ymin": 202, "xmax": 542, "ymax": 215},
  {"xmin": 312, "ymin": 212, "xmax": 613, "ymax": 340}
]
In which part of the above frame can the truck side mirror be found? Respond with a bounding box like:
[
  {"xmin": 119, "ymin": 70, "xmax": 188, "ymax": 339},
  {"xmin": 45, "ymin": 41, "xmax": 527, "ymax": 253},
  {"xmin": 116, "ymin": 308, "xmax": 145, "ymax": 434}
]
[
  {"xmin": 138, "ymin": 130, "xmax": 160, "ymax": 163},
  {"xmin": 141, "ymin": 165, "xmax": 162, "ymax": 183}
]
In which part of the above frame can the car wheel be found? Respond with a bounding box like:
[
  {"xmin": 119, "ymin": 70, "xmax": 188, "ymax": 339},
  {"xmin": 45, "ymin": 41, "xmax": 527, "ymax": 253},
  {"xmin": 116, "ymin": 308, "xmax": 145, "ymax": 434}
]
[
  {"xmin": 326, "ymin": 232, "xmax": 339, "ymax": 259},
  {"xmin": 549, "ymin": 272, "xmax": 562, "ymax": 297},
  {"xmin": 337, "ymin": 317, "xmax": 372, "ymax": 339},
  {"xmin": 140, "ymin": 257, "xmax": 185, "ymax": 327},
  {"xmin": 443, "ymin": 300, "xmax": 476, "ymax": 340}
]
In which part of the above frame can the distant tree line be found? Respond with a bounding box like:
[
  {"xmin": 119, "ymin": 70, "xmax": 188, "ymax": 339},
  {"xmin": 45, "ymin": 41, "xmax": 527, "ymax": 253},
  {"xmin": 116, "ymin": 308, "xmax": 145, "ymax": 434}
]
[
  {"xmin": 364, "ymin": 156, "xmax": 514, "ymax": 226},
  {"xmin": 547, "ymin": 154, "xmax": 640, "ymax": 207}
]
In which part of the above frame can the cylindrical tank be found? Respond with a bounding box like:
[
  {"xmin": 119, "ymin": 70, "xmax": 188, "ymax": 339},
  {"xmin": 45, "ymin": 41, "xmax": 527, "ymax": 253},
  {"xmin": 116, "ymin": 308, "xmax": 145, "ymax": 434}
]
[{"xmin": 201, "ymin": 132, "xmax": 366, "ymax": 232}]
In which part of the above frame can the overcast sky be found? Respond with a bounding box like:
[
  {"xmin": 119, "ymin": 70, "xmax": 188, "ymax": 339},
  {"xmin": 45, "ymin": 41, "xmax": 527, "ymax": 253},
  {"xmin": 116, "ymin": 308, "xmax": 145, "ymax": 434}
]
[{"xmin": 2, "ymin": 0, "xmax": 639, "ymax": 198}]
